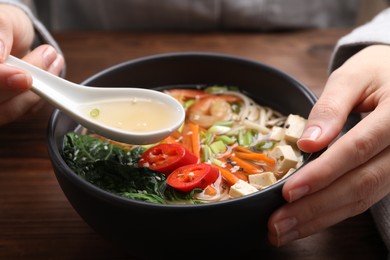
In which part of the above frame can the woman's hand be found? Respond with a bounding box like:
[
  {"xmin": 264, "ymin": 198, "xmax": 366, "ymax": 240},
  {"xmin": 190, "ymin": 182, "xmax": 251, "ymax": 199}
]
[
  {"xmin": 0, "ymin": 4, "xmax": 64, "ymax": 125},
  {"xmin": 0, "ymin": 4, "xmax": 34, "ymax": 60},
  {"xmin": 268, "ymin": 44, "xmax": 390, "ymax": 246},
  {"xmin": 0, "ymin": 45, "xmax": 64, "ymax": 125}
]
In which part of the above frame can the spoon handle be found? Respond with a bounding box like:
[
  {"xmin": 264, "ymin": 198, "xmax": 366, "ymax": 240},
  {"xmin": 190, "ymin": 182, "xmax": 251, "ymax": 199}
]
[{"xmin": 4, "ymin": 55, "xmax": 79, "ymax": 109}]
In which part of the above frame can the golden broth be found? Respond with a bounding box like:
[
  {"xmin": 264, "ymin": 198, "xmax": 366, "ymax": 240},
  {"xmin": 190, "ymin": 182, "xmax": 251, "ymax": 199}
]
[{"xmin": 80, "ymin": 98, "xmax": 178, "ymax": 133}]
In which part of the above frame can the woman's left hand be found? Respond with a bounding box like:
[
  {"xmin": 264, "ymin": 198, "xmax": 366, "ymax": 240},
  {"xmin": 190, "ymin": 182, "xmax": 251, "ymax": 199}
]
[{"xmin": 268, "ymin": 44, "xmax": 390, "ymax": 246}]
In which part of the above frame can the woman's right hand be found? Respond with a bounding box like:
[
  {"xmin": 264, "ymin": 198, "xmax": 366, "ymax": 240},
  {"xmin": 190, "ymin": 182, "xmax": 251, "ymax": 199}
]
[
  {"xmin": 268, "ymin": 44, "xmax": 390, "ymax": 246},
  {"xmin": 0, "ymin": 4, "xmax": 64, "ymax": 125}
]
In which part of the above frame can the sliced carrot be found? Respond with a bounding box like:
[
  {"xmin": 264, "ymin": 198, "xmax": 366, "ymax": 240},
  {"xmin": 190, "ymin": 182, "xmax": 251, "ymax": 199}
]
[
  {"xmin": 189, "ymin": 122, "xmax": 200, "ymax": 159},
  {"xmin": 229, "ymin": 154, "xmax": 262, "ymax": 174},
  {"xmin": 181, "ymin": 122, "xmax": 193, "ymax": 153},
  {"xmin": 233, "ymin": 145, "xmax": 255, "ymax": 154},
  {"xmin": 215, "ymin": 165, "xmax": 239, "ymax": 185},
  {"xmin": 232, "ymin": 170, "xmax": 248, "ymax": 182},
  {"xmin": 170, "ymin": 130, "xmax": 182, "ymax": 139},
  {"xmin": 217, "ymin": 157, "xmax": 248, "ymax": 182},
  {"xmin": 234, "ymin": 151, "xmax": 275, "ymax": 165}
]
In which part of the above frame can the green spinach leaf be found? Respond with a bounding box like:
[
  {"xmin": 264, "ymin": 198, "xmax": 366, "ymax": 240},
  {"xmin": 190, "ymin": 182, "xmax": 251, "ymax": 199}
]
[{"xmin": 61, "ymin": 132, "xmax": 199, "ymax": 204}]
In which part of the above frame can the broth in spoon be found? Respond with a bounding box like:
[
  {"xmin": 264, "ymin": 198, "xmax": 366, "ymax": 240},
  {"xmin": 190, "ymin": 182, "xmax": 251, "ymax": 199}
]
[{"xmin": 79, "ymin": 97, "xmax": 179, "ymax": 133}]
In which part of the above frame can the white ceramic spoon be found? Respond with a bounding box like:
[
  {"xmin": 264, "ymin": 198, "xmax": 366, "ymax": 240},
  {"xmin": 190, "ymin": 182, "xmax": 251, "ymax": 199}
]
[{"xmin": 5, "ymin": 55, "xmax": 185, "ymax": 145}]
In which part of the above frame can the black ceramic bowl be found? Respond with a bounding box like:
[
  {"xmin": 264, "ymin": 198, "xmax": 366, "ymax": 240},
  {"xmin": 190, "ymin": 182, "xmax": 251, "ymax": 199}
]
[{"xmin": 47, "ymin": 52, "xmax": 322, "ymax": 258}]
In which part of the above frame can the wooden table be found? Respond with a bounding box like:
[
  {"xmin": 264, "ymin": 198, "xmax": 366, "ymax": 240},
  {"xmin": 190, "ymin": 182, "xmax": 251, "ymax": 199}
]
[{"xmin": 0, "ymin": 29, "xmax": 388, "ymax": 259}]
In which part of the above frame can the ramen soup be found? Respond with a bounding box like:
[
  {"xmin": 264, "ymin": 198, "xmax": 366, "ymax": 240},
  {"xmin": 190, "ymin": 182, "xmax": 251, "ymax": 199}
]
[
  {"xmin": 62, "ymin": 86, "xmax": 307, "ymax": 204},
  {"xmin": 79, "ymin": 98, "xmax": 178, "ymax": 133}
]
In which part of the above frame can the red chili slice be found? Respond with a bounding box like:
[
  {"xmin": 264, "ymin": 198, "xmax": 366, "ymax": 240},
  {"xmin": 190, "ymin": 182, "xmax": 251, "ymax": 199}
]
[
  {"xmin": 166, "ymin": 163, "xmax": 219, "ymax": 192},
  {"xmin": 138, "ymin": 143, "xmax": 198, "ymax": 175}
]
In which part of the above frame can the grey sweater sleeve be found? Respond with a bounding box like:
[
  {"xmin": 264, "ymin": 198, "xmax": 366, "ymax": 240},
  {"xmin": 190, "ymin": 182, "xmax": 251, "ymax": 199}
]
[
  {"xmin": 0, "ymin": 0, "xmax": 62, "ymax": 54},
  {"xmin": 330, "ymin": 7, "xmax": 390, "ymax": 71}
]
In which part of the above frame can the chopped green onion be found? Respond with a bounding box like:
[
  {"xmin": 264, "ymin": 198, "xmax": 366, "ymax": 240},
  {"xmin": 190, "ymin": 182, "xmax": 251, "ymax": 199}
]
[
  {"xmin": 255, "ymin": 140, "xmax": 275, "ymax": 150},
  {"xmin": 216, "ymin": 135, "xmax": 235, "ymax": 145},
  {"xmin": 204, "ymin": 85, "xmax": 240, "ymax": 94},
  {"xmin": 204, "ymin": 86, "xmax": 228, "ymax": 94},
  {"xmin": 244, "ymin": 130, "xmax": 253, "ymax": 146},
  {"xmin": 211, "ymin": 158, "xmax": 224, "ymax": 167},
  {"xmin": 210, "ymin": 140, "xmax": 227, "ymax": 155},
  {"xmin": 201, "ymin": 145, "xmax": 212, "ymax": 162},
  {"xmin": 238, "ymin": 130, "xmax": 253, "ymax": 147},
  {"xmin": 90, "ymin": 108, "xmax": 100, "ymax": 118},
  {"xmin": 208, "ymin": 125, "xmax": 230, "ymax": 135},
  {"xmin": 184, "ymin": 99, "xmax": 196, "ymax": 109},
  {"xmin": 178, "ymin": 123, "xmax": 184, "ymax": 133},
  {"xmin": 201, "ymin": 131, "xmax": 213, "ymax": 145},
  {"xmin": 238, "ymin": 130, "xmax": 245, "ymax": 146}
]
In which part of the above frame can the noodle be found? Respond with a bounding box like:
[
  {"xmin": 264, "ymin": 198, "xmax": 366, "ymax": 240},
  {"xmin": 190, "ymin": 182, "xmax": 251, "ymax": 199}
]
[{"xmin": 67, "ymin": 86, "xmax": 306, "ymax": 204}]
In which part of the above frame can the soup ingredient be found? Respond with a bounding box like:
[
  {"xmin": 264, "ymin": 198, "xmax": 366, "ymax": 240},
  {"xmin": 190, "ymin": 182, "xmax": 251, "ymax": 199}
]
[
  {"xmin": 80, "ymin": 98, "xmax": 178, "ymax": 133},
  {"xmin": 187, "ymin": 94, "xmax": 240, "ymax": 128},
  {"xmin": 229, "ymin": 179, "xmax": 258, "ymax": 198},
  {"xmin": 284, "ymin": 114, "xmax": 307, "ymax": 143},
  {"xmin": 248, "ymin": 172, "xmax": 277, "ymax": 189},
  {"xmin": 90, "ymin": 108, "xmax": 100, "ymax": 118},
  {"xmin": 62, "ymin": 132, "xmax": 142, "ymax": 170},
  {"xmin": 63, "ymin": 86, "xmax": 307, "ymax": 204},
  {"xmin": 189, "ymin": 122, "xmax": 201, "ymax": 159},
  {"xmin": 233, "ymin": 145, "xmax": 275, "ymax": 166},
  {"xmin": 83, "ymin": 160, "xmax": 168, "ymax": 204},
  {"xmin": 214, "ymin": 165, "xmax": 240, "ymax": 185},
  {"xmin": 269, "ymin": 145, "xmax": 299, "ymax": 178},
  {"xmin": 139, "ymin": 143, "xmax": 198, "ymax": 175},
  {"xmin": 228, "ymin": 154, "xmax": 263, "ymax": 174},
  {"xmin": 62, "ymin": 132, "xmax": 203, "ymax": 204},
  {"xmin": 165, "ymin": 89, "xmax": 207, "ymax": 102},
  {"xmin": 166, "ymin": 163, "xmax": 219, "ymax": 192}
]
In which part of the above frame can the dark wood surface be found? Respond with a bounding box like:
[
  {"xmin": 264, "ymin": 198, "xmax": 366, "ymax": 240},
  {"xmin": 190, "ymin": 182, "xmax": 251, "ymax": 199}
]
[{"xmin": 0, "ymin": 29, "xmax": 388, "ymax": 259}]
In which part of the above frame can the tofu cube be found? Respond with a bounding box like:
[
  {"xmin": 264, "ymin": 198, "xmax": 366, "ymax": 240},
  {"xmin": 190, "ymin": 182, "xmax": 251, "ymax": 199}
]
[
  {"xmin": 248, "ymin": 172, "xmax": 277, "ymax": 189},
  {"xmin": 269, "ymin": 145, "xmax": 298, "ymax": 177},
  {"xmin": 269, "ymin": 126, "xmax": 285, "ymax": 141},
  {"xmin": 229, "ymin": 180, "xmax": 258, "ymax": 198},
  {"xmin": 284, "ymin": 114, "xmax": 306, "ymax": 143}
]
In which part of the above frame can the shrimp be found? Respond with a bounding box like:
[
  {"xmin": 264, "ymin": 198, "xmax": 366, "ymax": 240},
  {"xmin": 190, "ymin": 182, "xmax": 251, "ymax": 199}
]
[
  {"xmin": 164, "ymin": 89, "xmax": 207, "ymax": 102},
  {"xmin": 187, "ymin": 94, "xmax": 241, "ymax": 128}
]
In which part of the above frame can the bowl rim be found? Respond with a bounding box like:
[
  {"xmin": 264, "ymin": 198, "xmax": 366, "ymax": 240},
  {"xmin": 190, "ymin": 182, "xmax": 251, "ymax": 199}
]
[
  {"xmin": 83, "ymin": 51, "xmax": 317, "ymax": 104},
  {"xmin": 47, "ymin": 51, "xmax": 323, "ymax": 209}
]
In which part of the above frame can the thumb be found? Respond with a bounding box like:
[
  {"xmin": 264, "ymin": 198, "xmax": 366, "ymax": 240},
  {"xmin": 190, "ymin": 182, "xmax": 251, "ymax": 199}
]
[
  {"xmin": 297, "ymin": 101, "xmax": 346, "ymax": 153},
  {"xmin": 297, "ymin": 72, "xmax": 361, "ymax": 153}
]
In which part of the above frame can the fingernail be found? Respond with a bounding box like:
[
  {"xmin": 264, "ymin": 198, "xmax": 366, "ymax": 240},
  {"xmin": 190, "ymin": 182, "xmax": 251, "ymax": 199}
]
[
  {"xmin": 274, "ymin": 217, "xmax": 299, "ymax": 246},
  {"xmin": 274, "ymin": 217, "xmax": 298, "ymax": 236},
  {"xmin": 288, "ymin": 185, "xmax": 309, "ymax": 202},
  {"xmin": 0, "ymin": 40, "xmax": 5, "ymax": 62},
  {"xmin": 277, "ymin": 230, "xmax": 299, "ymax": 246},
  {"xmin": 300, "ymin": 126, "xmax": 321, "ymax": 141},
  {"xmin": 42, "ymin": 46, "xmax": 57, "ymax": 68},
  {"xmin": 48, "ymin": 54, "xmax": 64, "ymax": 74},
  {"xmin": 6, "ymin": 73, "xmax": 29, "ymax": 90}
]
